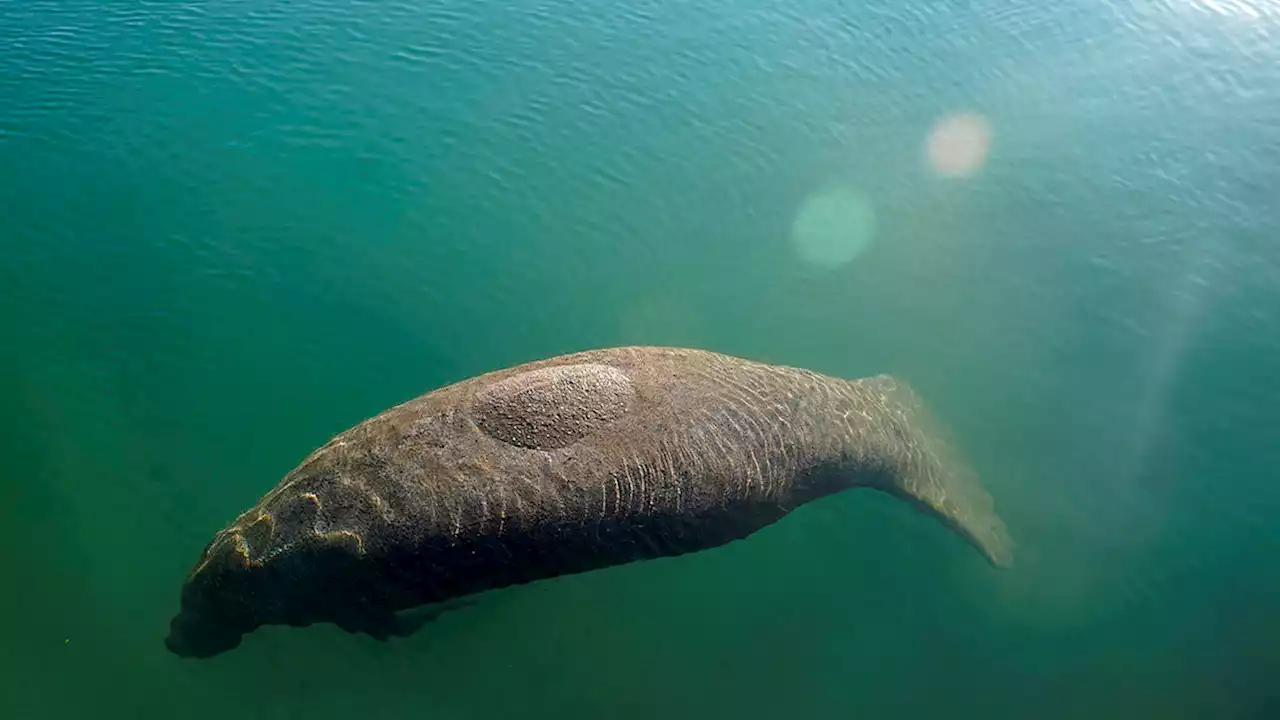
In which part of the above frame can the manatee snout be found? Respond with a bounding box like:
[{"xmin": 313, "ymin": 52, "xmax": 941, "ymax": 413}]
[
  {"xmin": 166, "ymin": 608, "xmax": 246, "ymax": 659},
  {"xmin": 165, "ymin": 536, "xmax": 260, "ymax": 659}
]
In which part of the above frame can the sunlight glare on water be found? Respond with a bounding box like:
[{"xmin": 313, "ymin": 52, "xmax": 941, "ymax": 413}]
[{"xmin": 1193, "ymin": 0, "xmax": 1269, "ymax": 20}]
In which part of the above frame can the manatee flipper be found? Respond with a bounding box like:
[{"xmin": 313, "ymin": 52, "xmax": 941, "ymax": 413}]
[
  {"xmin": 387, "ymin": 598, "xmax": 477, "ymax": 638},
  {"xmin": 333, "ymin": 611, "xmax": 398, "ymax": 641},
  {"xmin": 858, "ymin": 375, "xmax": 1013, "ymax": 568},
  {"xmin": 334, "ymin": 599, "xmax": 475, "ymax": 641}
]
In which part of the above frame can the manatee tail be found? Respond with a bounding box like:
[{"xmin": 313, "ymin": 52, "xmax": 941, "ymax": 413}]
[{"xmin": 858, "ymin": 374, "xmax": 1014, "ymax": 569}]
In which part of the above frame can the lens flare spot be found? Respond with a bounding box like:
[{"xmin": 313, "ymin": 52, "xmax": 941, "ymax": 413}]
[
  {"xmin": 789, "ymin": 184, "xmax": 877, "ymax": 269},
  {"xmin": 926, "ymin": 112, "xmax": 993, "ymax": 178}
]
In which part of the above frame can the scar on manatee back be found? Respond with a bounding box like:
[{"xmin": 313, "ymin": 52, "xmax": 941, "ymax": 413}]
[{"xmin": 472, "ymin": 363, "xmax": 636, "ymax": 450}]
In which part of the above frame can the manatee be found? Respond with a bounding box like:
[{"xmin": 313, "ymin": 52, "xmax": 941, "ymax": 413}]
[{"xmin": 165, "ymin": 346, "xmax": 1012, "ymax": 658}]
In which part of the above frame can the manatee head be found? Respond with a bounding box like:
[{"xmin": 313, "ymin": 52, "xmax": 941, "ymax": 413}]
[
  {"xmin": 165, "ymin": 477, "xmax": 375, "ymax": 659},
  {"xmin": 164, "ymin": 530, "xmax": 262, "ymax": 658}
]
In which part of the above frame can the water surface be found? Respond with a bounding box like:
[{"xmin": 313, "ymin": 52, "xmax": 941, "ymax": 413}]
[{"xmin": 2, "ymin": 0, "xmax": 1279, "ymax": 717}]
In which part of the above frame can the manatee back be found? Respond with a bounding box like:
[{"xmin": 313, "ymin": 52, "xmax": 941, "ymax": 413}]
[{"xmin": 434, "ymin": 346, "xmax": 864, "ymax": 522}]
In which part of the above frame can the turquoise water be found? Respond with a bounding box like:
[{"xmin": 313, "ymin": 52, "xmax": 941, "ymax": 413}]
[{"xmin": 3, "ymin": 0, "xmax": 1279, "ymax": 716}]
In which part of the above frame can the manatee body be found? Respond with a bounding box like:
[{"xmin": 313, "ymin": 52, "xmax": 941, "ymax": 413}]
[{"xmin": 166, "ymin": 346, "xmax": 1012, "ymax": 658}]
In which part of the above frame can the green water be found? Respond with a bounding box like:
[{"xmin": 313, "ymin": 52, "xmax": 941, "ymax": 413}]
[{"xmin": 3, "ymin": 0, "xmax": 1279, "ymax": 717}]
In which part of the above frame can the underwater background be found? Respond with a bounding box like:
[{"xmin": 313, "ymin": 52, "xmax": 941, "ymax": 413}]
[{"xmin": 2, "ymin": 0, "xmax": 1279, "ymax": 717}]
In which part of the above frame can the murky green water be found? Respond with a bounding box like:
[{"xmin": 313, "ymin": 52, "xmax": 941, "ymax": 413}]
[{"xmin": 3, "ymin": 0, "xmax": 1279, "ymax": 717}]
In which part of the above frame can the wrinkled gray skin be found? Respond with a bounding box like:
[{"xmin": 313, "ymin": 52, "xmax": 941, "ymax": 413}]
[{"xmin": 166, "ymin": 346, "xmax": 1012, "ymax": 658}]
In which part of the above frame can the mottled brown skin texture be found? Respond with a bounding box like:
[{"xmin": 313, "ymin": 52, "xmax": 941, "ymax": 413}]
[{"xmin": 166, "ymin": 346, "xmax": 1012, "ymax": 658}]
